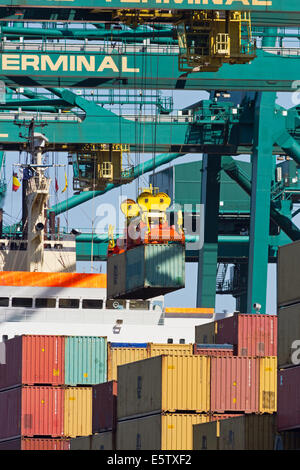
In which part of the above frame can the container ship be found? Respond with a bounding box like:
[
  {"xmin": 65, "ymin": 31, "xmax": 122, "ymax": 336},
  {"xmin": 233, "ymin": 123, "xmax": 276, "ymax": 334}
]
[{"xmin": 0, "ymin": 134, "xmax": 226, "ymax": 343}]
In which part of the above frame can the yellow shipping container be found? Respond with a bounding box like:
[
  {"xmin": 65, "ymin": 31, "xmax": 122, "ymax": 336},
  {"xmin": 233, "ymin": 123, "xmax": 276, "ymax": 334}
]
[
  {"xmin": 117, "ymin": 413, "xmax": 210, "ymax": 450},
  {"xmin": 193, "ymin": 415, "xmax": 277, "ymax": 450},
  {"xmin": 195, "ymin": 322, "xmax": 216, "ymax": 344},
  {"xmin": 70, "ymin": 432, "xmax": 114, "ymax": 450},
  {"xmin": 64, "ymin": 387, "xmax": 93, "ymax": 438},
  {"xmin": 118, "ymin": 355, "xmax": 211, "ymax": 419},
  {"xmin": 107, "ymin": 345, "xmax": 149, "ymax": 381},
  {"xmin": 259, "ymin": 357, "xmax": 277, "ymax": 414},
  {"xmin": 148, "ymin": 343, "xmax": 193, "ymax": 357}
]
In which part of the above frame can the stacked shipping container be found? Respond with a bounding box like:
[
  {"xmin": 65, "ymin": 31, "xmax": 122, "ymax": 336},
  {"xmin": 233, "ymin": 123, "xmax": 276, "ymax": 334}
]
[
  {"xmin": 277, "ymin": 241, "xmax": 300, "ymax": 435},
  {"xmin": 0, "ymin": 335, "xmax": 107, "ymax": 449}
]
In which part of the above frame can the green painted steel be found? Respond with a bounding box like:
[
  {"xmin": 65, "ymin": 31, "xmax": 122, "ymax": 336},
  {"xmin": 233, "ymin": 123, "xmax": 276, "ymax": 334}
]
[
  {"xmin": 151, "ymin": 160, "xmax": 251, "ymax": 211},
  {"xmin": 0, "ymin": 49, "xmax": 299, "ymax": 91},
  {"xmin": 247, "ymin": 93, "xmax": 276, "ymax": 314},
  {"xmin": 197, "ymin": 155, "xmax": 222, "ymax": 309},
  {"xmin": 51, "ymin": 153, "xmax": 183, "ymax": 216},
  {"xmin": 65, "ymin": 336, "xmax": 107, "ymax": 386},
  {"xmin": 0, "ymin": 0, "xmax": 298, "ymax": 13}
]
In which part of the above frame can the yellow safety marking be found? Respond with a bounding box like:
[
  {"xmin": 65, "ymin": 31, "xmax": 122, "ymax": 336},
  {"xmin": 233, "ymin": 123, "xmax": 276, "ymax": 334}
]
[
  {"xmin": 53, "ymin": 369, "xmax": 60, "ymax": 376},
  {"xmin": 233, "ymin": 381, "xmax": 237, "ymax": 386},
  {"xmin": 233, "ymin": 398, "xmax": 237, "ymax": 403},
  {"xmin": 41, "ymin": 348, "xmax": 45, "ymax": 352},
  {"xmin": 41, "ymin": 400, "xmax": 45, "ymax": 404},
  {"xmin": 167, "ymin": 366, "xmax": 175, "ymax": 370},
  {"xmin": 69, "ymin": 397, "xmax": 76, "ymax": 401},
  {"xmin": 168, "ymin": 425, "xmax": 175, "ymax": 429},
  {"xmin": 83, "ymin": 373, "xmax": 88, "ymax": 378}
]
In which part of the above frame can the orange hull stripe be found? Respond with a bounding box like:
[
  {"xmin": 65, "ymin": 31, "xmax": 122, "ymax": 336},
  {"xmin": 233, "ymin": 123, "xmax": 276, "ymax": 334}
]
[
  {"xmin": 165, "ymin": 307, "xmax": 214, "ymax": 314},
  {"xmin": 0, "ymin": 271, "xmax": 107, "ymax": 288}
]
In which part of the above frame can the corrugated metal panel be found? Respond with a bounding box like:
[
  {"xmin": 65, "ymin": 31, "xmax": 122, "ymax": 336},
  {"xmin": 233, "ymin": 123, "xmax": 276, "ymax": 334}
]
[
  {"xmin": 0, "ymin": 387, "xmax": 22, "ymax": 439},
  {"xmin": 92, "ymin": 432, "xmax": 114, "ymax": 450},
  {"xmin": 195, "ymin": 322, "xmax": 216, "ymax": 344},
  {"xmin": 161, "ymin": 356, "xmax": 210, "ymax": 413},
  {"xmin": 0, "ymin": 439, "xmax": 22, "ymax": 450},
  {"xmin": 22, "ymin": 438, "xmax": 70, "ymax": 450},
  {"xmin": 0, "ymin": 335, "xmax": 65, "ymax": 390},
  {"xmin": 148, "ymin": 343, "xmax": 193, "ymax": 357},
  {"xmin": 144, "ymin": 244, "xmax": 185, "ymax": 289},
  {"xmin": 193, "ymin": 344, "xmax": 233, "ymax": 357},
  {"xmin": 0, "ymin": 271, "xmax": 106, "ymax": 288},
  {"xmin": 124, "ymin": 244, "xmax": 185, "ymax": 299},
  {"xmin": 110, "ymin": 343, "xmax": 148, "ymax": 348},
  {"xmin": 64, "ymin": 387, "xmax": 92, "ymax": 438},
  {"xmin": 92, "ymin": 381, "xmax": 117, "ymax": 433},
  {"xmin": 70, "ymin": 432, "xmax": 114, "ymax": 450},
  {"xmin": 22, "ymin": 386, "xmax": 65, "ymax": 437},
  {"xmin": 278, "ymin": 367, "xmax": 300, "ymax": 431},
  {"xmin": 22, "ymin": 336, "xmax": 65, "ymax": 386},
  {"xmin": 277, "ymin": 241, "xmax": 300, "ymax": 306},
  {"xmin": 259, "ymin": 357, "xmax": 277, "ymax": 414},
  {"xmin": 216, "ymin": 314, "xmax": 277, "ymax": 357},
  {"xmin": 210, "ymin": 357, "xmax": 259, "ymax": 413},
  {"xmin": 193, "ymin": 415, "xmax": 277, "ymax": 450},
  {"xmin": 69, "ymin": 436, "xmax": 92, "ymax": 450},
  {"xmin": 107, "ymin": 345, "xmax": 149, "ymax": 381},
  {"xmin": 117, "ymin": 413, "xmax": 210, "ymax": 450},
  {"xmin": 117, "ymin": 355, "xmax": 210, "ymax": 419},
  {"xmin": 65, "ymin": 336, "xmax": 107, "ymax": 385},
  {"xmin": 126, "ymin": 245, "xmax": 145, "ymax": 292},
  {"xmin": 107, "ymin": 252, "xmax": 126, "ymax": 298},
  {"xmin": 278, "ymin": 304, "xmax": 300, "ymax": 367}
]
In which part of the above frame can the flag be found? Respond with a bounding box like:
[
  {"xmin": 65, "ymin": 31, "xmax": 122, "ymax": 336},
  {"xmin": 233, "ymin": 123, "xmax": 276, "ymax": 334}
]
[
  {"xmin": 12, "ymin": 172, "xmax": 21, "ymax": 192},
  {"xmin": 55, "ymin": 177, "xmax": 59, "ymax": 193},
  {"xmin": 61, "ymin": 172, "xmax": 68, "ymax": 193}
]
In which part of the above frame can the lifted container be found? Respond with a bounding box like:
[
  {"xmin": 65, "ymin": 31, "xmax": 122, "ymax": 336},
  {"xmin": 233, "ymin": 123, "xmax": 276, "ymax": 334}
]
[{"xmin": 107, "ymin": 244, "xmax": 185, "ymax": 300}]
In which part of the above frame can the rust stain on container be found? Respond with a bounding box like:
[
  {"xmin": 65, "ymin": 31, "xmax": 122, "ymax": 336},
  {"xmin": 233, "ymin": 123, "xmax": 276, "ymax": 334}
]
[{"xmin": 216, "ymin": 313, "xmax": 277, "ymax": 357}]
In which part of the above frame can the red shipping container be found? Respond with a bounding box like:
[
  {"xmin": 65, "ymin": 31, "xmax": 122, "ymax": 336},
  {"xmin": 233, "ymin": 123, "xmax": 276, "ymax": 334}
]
[
  {"xmin": 0, "ymin": 438, "xmax": 70, "ymax": 450},
  {"xmin": 216, "ymin": 313, "xmax": 277, "ymax": 356},
  {"xmin": 278, "ymin": 367, "xmax": 300, "ymax": 432},
  {"xmin": 92, "ymin": 381, "xmax": 117, "ymax": 433},
  {"xmin": 193, "ymin": 344, "xmax": 234, "ymax": 357},
  {"xmin": 0, "ymin": 335, "xmax": 65, "ymax": 390},
  {"xmin": 0, "ymin": 386, "xmax": 64, "ymax": 439},
  {"xmin": 210, "ymin": 357, "xmax": 259, "ymax": 413}
]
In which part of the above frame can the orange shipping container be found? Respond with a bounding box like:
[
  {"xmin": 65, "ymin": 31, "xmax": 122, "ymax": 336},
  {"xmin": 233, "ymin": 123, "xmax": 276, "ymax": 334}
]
[
  {"xmin": 0, "ymin": 335, "xmax": 65, "ymax": 390},
  {"xmin": 0, "ymin": 438, "xmax": 70, "ymax": 450},
  {"xmin": 210, "ymin": 357, "xmax": 260, "ymax": 413},
  {"xmin": 0, "ymin": 386, "xmax": 64, "ymax": 439}
]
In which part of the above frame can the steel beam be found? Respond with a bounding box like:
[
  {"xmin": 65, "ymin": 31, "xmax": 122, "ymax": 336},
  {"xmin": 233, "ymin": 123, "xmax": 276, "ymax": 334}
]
[
  {"xmin": 247, "ymin": 93, "xmax": 276, "ymax": 314},
  {"xmin": 196, "ymin": 154, "xmax": 221, "ymax": 309},
  {"xmin": 0, "ymin": 49, "xmax": 299, "ymax": 91}
]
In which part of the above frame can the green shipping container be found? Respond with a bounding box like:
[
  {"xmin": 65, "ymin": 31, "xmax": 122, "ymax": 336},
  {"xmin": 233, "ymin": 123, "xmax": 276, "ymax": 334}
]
[
  {"xmin": 65, "ymin": 336, "xmax": 107, "ymax": 386},
  {"xmin": 125, "ymin": 244, "xmax": 185, "ymax": 300}
]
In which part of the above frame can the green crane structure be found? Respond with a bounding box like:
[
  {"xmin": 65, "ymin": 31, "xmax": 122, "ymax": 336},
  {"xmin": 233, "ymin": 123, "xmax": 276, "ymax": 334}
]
[{"xmin": 0, "ymin": 5, "xmax": 299, "ymax": 313}]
